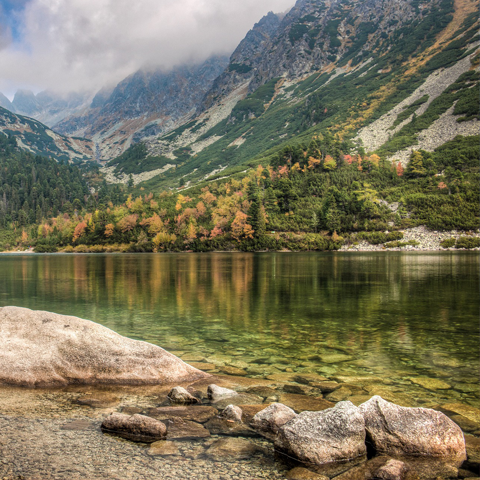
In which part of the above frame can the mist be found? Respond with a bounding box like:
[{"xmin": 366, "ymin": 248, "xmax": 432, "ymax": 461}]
[{"xmin": 0, "ymin": 0, "xmax": 295, "ymax": 98}]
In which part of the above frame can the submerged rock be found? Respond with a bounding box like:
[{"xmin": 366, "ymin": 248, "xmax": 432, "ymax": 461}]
[
  {"xmin": 275, "ymin": 401, "xmax": 366, "ymax": 465},
  {"xmin": 205, "ymin": 437, "xmax": 261, "ymax": 462},
  {"xmin": 148, "ymin": 406, "xmax": 218, "ymax": 423},
  {"xmin": 359, "ymin": 396, "xmax": 466, "ymax": 461},
  {"xmin": 285, "ymin": 467, "xmax": 329, "ymax": 479},
  {"xmin": 251, "ymin": 403, "xmax": 297, "ymax": 440},
  {"xmin": 101, "ymin": 413, "xmax": 167, "ymax": 443},
  {"xmin": 148, "ymin": 440, "xmax": 180, "ymax": 456},
  {"xmin": 164, "ymin": 418, "xmax": 210, "ymax": 440},
  {"xmin": 0, "ymin": 306, "xmax": 208, "ymax": 387}
]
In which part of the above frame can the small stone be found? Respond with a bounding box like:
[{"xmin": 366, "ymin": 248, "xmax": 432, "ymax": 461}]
[
  {"xmin": 189, "ymin": 362, "xmax": 217, "ymax": 371},
  {"xmin": 205, "ymin": 437, "xmax": 260, "ymax": 462},
  {"xmin": 319, "ymin": 354, "xmax": 353, "ymax": 364},
  {"xmin": 325, "ymin": 386, "xmax": 353, "ymax": 402},
  {"xmin": 251, "ymin": 403, "xmax": 297, "ymax": 440},
  {"xmin": 167, "ymin": 386, "xmax": 200, "ymax": 405},
  {"xmin": 148, "ymin": 406, "xmax": 218, "ymax": 423},
  {"xmin": 278, "ymin": 393, "xmax": 334, "ymax": 413},
  {"xmin": 409, "ymin": 377, "xmax": 451, "ymax": 390},
  {"xmin": 310, "ymin": 381, "xmax": 339, "ymax": 393},
  {"xmin": 219, "ymin": 366, "xmax": 248, "ymax": 376},
  {"xmin": 75, "ymin": 393, "xmax": 119, "ymax": 408},
  {"xmin": 101, "ymin": 413, "xmax": 167, "ymax": 443},
  {"xmin": 220, "ymin": 405, "xmax": 243, "ymax": 423},
  {"xmin": 204, "ymin": 416, "xmax": 256, "ymax": 436},
  {"xmin": 207, "ymin": 384, "xmax": 238, "ymax": 402},
  {"xmin": 375, "ymin": 459, "xmax": 407, "ymax": 480},
  {"xmin": 148, "ymin": 441, "xmax": 180, "ymax": 456},
  {"xmin": 293, "ymin": 374, "xmax": 328, "ymax": 385}
]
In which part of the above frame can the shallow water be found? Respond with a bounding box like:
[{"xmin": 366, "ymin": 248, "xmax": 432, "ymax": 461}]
[
  {"xmin": 1, "ymin": 252, "xmax": 479, "ymax": 407},
  {"xmin": 1, "ymin": 252, "xmax": 479, "ymax": 479}
]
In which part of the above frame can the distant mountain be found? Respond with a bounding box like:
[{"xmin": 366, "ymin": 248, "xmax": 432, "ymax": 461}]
[
  {"xmin": 118, "ymin": 0, "xmax": 478, "ymax": 190},
  {"xmin": 9, "ymin": 89, "xmax": 94, "ymax": 128},
  {"xmin": 54, "ymin": 55, "xmax": 229, "ymax": 161},
  {"xmin": 0, "ymin": 93, "xmax": 15, "ymax": 112},
  {"xmin": 0, "ymin": 106, "xmax": 94, "ymax": 163}
]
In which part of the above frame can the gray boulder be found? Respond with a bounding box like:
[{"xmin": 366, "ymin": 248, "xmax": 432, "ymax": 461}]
[
  {"xmin": 251, "ymin": 403, "xmax": 297, "ymax": 440},
  {"xmin": 101, "ymin": 413, "xmax": 166, "ymax": 443},
  {"xmin": 220, "ymin": 405, "xmax": 243, "ymax": 423},
  {"xmin": 207, "ymin": 384, "xmax": 238, "ymax": 402},
  {"xmin": 0, "ymin": 306, "xmax": 208, "ymax": 387},
  {"xmin": 167, "ymin": 386, "xmax": 199, "ymax": 405},
  {"xmin": 275, "ymin": 401, "xmax": 366, "ymax": 465},
  {"xmin": 359, "ymin": 396, "xmax": 466, "ymax": 461}
]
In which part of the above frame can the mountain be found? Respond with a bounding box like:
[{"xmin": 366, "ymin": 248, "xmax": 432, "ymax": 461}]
[
  {"xmin": 10, "ymin": 89, "xmax": 93, "ymax": 127},
  {"xmin": 0, "ymin": 93, "xmax": 15, "ymax": 112},
  {"xmin": 108, "ymin": 0, "xmax": 479, "ymax": 190},
  {"xmin": 54, "ymin": 55, "xmax": 229, "ymax": 161},
  {"xmin": 0, "ymin": 106, "xmax": 94, "ymax": 163}
]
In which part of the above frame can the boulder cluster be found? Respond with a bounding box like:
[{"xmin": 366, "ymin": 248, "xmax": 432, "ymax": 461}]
[{"xmin": 101, "ymin": 384, "xmax": 467, "ymax": 477}]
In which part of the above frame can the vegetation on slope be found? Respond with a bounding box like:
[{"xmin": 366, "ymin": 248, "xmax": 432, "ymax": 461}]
[{"xmin": 4, "ymin": 133, "xmax": 477, "ymax": 253}]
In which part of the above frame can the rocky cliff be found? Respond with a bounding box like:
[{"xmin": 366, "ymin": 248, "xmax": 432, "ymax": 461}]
[{"xmin": 55, "ymin": 56, "xmax": 229, "ymax": 161}]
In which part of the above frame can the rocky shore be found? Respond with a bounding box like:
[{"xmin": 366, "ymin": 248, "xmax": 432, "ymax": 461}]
[
  {"xmin": 0, "ymin": 372, "xmax": 479, "ymax": 480},
  {"xmin": 340, "ymin": 226, "xmax": 480, "ymax": 252}
]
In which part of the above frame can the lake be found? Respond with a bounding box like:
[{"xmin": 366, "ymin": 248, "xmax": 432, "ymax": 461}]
[{"xmin": 1, "ymin": 251, "xmax": 478, "ymax": 408}]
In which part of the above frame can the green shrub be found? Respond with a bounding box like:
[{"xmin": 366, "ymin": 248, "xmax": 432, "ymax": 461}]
[
  {"xmin": 455, "ymin": 236, "xmax": 480, "ymax": 249},
  {"xmin": 440, "ymin": 238, "xmax": 456, "ymax": 248},
  {"xmin": 385, "ymin": 240, "xmax": 419, "ymax": 248},
  {"xmin": 34, "ymin": 244, "xmax": 58, "ymax": 253}
]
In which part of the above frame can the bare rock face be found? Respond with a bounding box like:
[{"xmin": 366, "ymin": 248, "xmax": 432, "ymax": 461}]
[
  {"xmin": 101, "ymin": 413, "xmax": 167, "ymax": 443},
  {"xmin": 0, "ymin": 306, "xmax": 208, "ymax": 387},
  {"xmin": 251, "ymin": 403, "xmax": 297, "ymax": 440},
  {"xmin": 275, "ymin": 401, "xmax": 366, "ymax": 465},
  {"xmin": 359, "ymin": 396, "xmax": 467, "ymax": 461}
]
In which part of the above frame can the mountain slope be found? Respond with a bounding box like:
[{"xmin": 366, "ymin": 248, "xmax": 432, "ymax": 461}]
[
  {"xmin": 0, "ymin": 106, "xmax": 94, "ymax": 163},
  {"xmin": 55, "ymin": 56, "xmax": 229, "ymax": 161},
  {"xmin": 113, "ymin": 0, "xmax": 478, "ymax": 190}
]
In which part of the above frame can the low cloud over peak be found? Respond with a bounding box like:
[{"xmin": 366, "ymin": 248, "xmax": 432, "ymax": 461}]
[{"xmin": 0, "ymin": 0, "xmax": 294, "ymax": 98}]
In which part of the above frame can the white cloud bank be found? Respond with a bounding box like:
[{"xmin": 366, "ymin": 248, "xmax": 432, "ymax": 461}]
[{"xmin": 0, "ymin": 0, "xmax": 294, "ymax": 97}]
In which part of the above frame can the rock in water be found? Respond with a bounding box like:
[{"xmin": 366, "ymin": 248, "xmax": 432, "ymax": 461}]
[
  {"xmin": 275, "ymin": 401, "xmax": 366, "ymax": 465},
  {"xmin": 167, "ymin": 386, "xmax": 200, "ymax": 405},
  {"xmin": 359, "ymin": 396, "xmax": 466, "ymax": 461},
  {"xmin": 0, "ymin": 306, "xmax": 208, "ymax": 387},
  {"xmin": 101, "ymin": 413, "xmax": 167, "ymax": 443},
  {"xmin": 251, "ymin": 403, "xmax": 297, "ymax": 440}
]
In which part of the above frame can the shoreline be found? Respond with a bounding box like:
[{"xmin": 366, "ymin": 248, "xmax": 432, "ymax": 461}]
[{"xmin": 1, "ymin": 226, "xmax": 479, "ymax": 255}]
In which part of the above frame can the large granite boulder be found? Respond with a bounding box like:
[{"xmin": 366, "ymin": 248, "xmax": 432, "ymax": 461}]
[
  {"xmin": 359, "ymin": 396, "xmax": 466, "ymax": 461},
  {"xmin": 101, "ymin": 413, "xmax": 167, "ymax": 442},
  {"xmin": 275, "ymin": 401, "xmax": 366, "ymax": 465},
  {"xmin": 0, "ymin": 306, "xmax": 208, "ymax": 387}
]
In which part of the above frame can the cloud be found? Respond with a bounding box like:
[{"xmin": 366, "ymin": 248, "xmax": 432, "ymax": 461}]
[{"xmin": 0, "ymin": 0, "xmax": 294, "ymax": 96}]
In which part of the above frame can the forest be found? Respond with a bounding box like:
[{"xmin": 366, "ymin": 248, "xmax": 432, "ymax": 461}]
[{"xmin": 1, "ymin": 132, "xmax": 477, "ymax": 253}]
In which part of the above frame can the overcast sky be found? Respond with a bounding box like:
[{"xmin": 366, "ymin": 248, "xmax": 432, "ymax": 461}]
[{"xmin": 0, "ymin": 0, "xmax": 294, "ymax": 99}]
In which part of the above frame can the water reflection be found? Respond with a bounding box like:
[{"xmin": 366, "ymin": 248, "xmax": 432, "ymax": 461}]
[{"xmin": 1, "ymin": 252, "xmax": 479, "ymax": 404}]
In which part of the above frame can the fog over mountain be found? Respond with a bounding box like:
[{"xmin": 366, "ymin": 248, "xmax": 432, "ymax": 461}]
[{"xmin": 0, "ymin": 0, "xmax": 294, "ymax": 98}]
